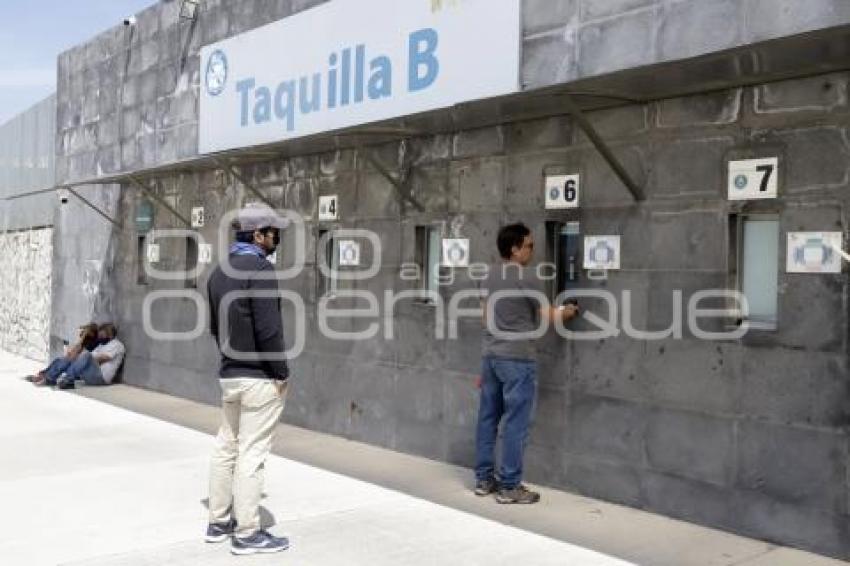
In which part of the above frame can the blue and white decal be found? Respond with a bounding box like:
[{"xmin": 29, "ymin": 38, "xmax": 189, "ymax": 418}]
[{"xmin": 205, "ymin": 50, "xmax": 228, "ymax": 97}]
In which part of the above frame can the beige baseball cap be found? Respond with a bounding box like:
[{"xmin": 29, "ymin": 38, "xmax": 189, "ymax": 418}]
[{"xmin": 234, "ymin": 202, "xmax": 289, "ymax": 232}]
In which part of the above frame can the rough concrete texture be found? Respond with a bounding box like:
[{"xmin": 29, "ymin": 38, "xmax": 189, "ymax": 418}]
[
  {"xmin": 6, "ymin": 350, "xmax": 848, "ymax": 566},
  {"xmin": 38, "ymin": 0, "xmax": 850, "ymax": 560},
  {"xmin": 84, "ymin": 73, "xmax": 850, "ymax": 559},
  {"xmin": 49, "ymin": 184, "xmax": 122, "ymax": 354},
  {"xmin": 52, "ymin": 0, "xmax": 850, "ymax": 183},
  {"xmin": 1, "ymin": 351, "xmax": 641, "ymax": 566},
  {"xmin": 0, "ymin": 228, "xmax": 52, "ymax": 360}
]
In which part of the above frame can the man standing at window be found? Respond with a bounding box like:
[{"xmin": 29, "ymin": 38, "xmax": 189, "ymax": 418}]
[
  {"xmin": 475, "ymin": 223, "xmax": 579, "ymax": 504},
  {"xmin": 206, "ymin": 203, "xmax": 291, "ymax": 555}
]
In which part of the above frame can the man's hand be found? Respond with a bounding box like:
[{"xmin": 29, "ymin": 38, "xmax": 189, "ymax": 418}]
[
  {"xmin": 541, "ymin": 304, "xmax": 580, "ymax": 323},
  {"xmin": 560, "ymin": 304, "xmax": 580, "ymax": 321}
]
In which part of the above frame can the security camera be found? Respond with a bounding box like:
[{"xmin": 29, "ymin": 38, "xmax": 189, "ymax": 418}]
[
  {"xmin": 123, "ymin": 15, "xmax": 137, "ymax": 26},
  {"xmin": 58, "ymin": 189, "xmax": 70, "ymax": 204}
]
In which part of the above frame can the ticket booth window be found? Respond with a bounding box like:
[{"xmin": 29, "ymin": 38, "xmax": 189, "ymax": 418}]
[
  {"xmin": 136, "ymin": 236, "xmax": 148, "ymax": 286},
  {"xmin": 545, "ymin": 221, "xmax": 581, "ymax": 301},
  {"xmin": 318, "ymin": 229, "xmax": 339, "ymax": 297},
  {"xmin": 185, "ymin": 237, "xmax": 198, "ymax": 289},
  {"xmin": 733, "ymin": 215, "xmax": 779, "ymax": 329},
  {"xmin": 415, "ymin": 225, "xmax": 442, "ymax": 300}
]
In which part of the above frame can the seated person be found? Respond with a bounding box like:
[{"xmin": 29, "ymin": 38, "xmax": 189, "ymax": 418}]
[
  {"xmin": 43, "ymin": 323, "xmax": 125, "ymax": 389},
  {"xmin": 28, "ymin": 323, "xmax": 99, "ymax": 384}
]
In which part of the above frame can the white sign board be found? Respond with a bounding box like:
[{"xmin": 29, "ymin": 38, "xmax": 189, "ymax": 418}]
[
  {"xmin": 442, "ymin": 238, "xmax": 470, "ymax": 268},
  {"xmin": 786, "ymin": 232, "xmax": 842, "ymax": 274},
  {"xmin": 146, "ymin": 243, "xmax": 160, "ymax": 263},
  {"xmin": 318, "ymin": 195, "xmax": 339, "ymax": 221},
  {"xmin": 584, "ymin": 236, "xmax": 621, "ymax": 270},
  {"xmin": 545, "ymin": 174, "xmax": 580, "ymax": 209},
  {"xmin": 728, "ymin": 157, "xmax": 778, "ymax": 200},
  {"xmin": 199, "ymin": 0, "xmax": 521, "ymax": 153},
  {"xmin": 199, "ymin": 243, "xmax": 213, "ymax": 264},
  {"xmin": 338, "ymin": 240, "xmax": 361, "ymax": 266},
  {"xmin": 191, "ymin": 207, "xmax": 205, "ymax": 228}
]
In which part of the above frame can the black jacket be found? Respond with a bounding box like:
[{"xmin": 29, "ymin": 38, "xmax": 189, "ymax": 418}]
[{"xmin": 207, "ymin": 254, "xmax": 289, "ymax": 381}]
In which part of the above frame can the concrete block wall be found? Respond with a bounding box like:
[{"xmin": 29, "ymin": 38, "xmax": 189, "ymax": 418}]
[
  {"xmin": 49, "ymin": 184, "xmax": 122, "ymax": 356},
  {"xmin": 50, "ymin": 0, "xmax": 850, "ymax": 559},
  {"xmin": 524, "ymin": 0, "xmax": 850, "ymax": 88},
  {"xmin": 0, "ymin": 228, "xmax": 53, "ymax": 361},
  {"xmin": 54, "ymin": 0, "xmax": 850, "ymax": 185},
  {"xmin": 100, "ymin": 74, "xmax": 850, "ymax": 558}
]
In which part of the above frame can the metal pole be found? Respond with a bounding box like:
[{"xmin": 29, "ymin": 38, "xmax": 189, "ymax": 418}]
[
  {"xmin": 213, "ymin": 157, "xmax": 276, "ymax": 209},
  {"xmin": 358, "ymin": 146, "xmax": 424, "ymax": 212},
  {"xmin": 65, "ymin": 186, "xmax": 123, "ymax": 229},
  {"xmin": 562, "ymin": 93, "xmax": 646, "ymax": 202}
]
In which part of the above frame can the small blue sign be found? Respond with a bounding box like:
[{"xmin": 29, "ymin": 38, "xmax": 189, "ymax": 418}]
[{"xmin": 205, "ymin": 50, "xmax": 228, "ymax": 97}]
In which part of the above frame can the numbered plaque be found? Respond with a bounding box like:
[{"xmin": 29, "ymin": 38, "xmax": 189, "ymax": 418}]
[
  {"xmin": 728, "ymin": 158, "xmax": 778, "ymax": 200},
  {"xmin": 318, "ymin": 195, "xmax": 339, "ymax": 221},
  {"xmin": 545, "ymin": 174, "xmax": 580, "ymax": 209},
  {"xmin": 191, "ymin": 206, "xmax": 205, "ymax": 228}
]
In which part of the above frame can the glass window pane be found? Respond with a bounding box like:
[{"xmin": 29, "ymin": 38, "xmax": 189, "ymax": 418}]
[
  {"xmin": 742, "ymin": 218, "xmax": 779, "ymax": 324},
  {"xmin": 329, "ymin": 236, "xmax": 339, "ymax": 294},
  {"xmin": 427, "ymin": 228, "xmax": 441, "ymax": 295}
]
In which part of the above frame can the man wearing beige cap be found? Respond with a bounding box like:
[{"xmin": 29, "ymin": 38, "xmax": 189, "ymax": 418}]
[{"xmin": 206, "ymin": 202, "xmax": 291, "ymax": 555}]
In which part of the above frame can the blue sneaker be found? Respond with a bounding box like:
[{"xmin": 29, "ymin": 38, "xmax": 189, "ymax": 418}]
[
  {"xmin": 205, "ymin": 519, "xmax": 236, "ymax": 543},
  {"xmin": 231, "ymin": 530, "xmax": 290, "ymax": 555}
]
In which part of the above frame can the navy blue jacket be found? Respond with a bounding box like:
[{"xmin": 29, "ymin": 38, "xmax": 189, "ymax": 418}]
[{"xmin": 207, "ymin": 254, "xmax": 289, "ymax": 381}]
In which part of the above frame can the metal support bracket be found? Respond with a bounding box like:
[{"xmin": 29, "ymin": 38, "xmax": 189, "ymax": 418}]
[
  {"xmin": 213, "ymin": 157, "xmax": 276, "ymax": 210},
  {"xmin": 2, "ymin": 185, "xmax": 123, "ymax": 230},
  {"xmin": 358, "ymin": 145, "xmax": 424, "ymax": 213},
  {"xmin": 562, "ymin": 93, "xmax": 646, "ymax": 202},
  {"xmin": 65, "ymin": 186, "xmax": 124, "ymax": 229},
  {"xmin": 127, "ymin": 175, "xmax": 192, "ymax": 228}
]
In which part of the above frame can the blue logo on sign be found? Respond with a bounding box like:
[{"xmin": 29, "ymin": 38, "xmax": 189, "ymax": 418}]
[
  {"xmin": 549, "ymin": 187, "xmax": 561, "ymax": 201},
  {"xmin": 206, "ymin": 50, "xmax": 228, "ymax": 97},
  {"xmin": 734, "ymin": 174, "xmax": 748, "ymax": 190}
]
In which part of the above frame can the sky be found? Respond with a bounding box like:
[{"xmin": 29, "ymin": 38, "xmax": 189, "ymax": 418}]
[{"xmin": 0, "ymin": 0, "xmax": 156, "ymax": 125}]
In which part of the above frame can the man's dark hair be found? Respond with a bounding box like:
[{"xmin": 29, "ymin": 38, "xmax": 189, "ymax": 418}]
[
  {"xmin": 497, "ymin": 223, "xmax": 531, "ymax": 259},
  {"xmin": 235, "ymin": 231, "xmax": 255, "ymax": 243}
]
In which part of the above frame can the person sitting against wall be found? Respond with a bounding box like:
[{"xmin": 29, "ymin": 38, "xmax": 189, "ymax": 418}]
[
  {"xmin": 27, "ymin": 323, "xmax": 99, "ymax": 384},
  {"xmin": 35, "ymin": 323, "xmax": 126, "ymax": 389}
]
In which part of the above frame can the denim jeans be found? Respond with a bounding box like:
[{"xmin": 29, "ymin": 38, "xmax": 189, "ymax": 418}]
[
  {"xmin": 49, "ymin": 350, "xmax": 105, "ymax": 385},
  {"xmin": 43, "ymin": 356, "xmax": 73, "ymax": 382},
  {"xmin": 475, "ymin": 356, "xmax": 537, "ymax": 489}
]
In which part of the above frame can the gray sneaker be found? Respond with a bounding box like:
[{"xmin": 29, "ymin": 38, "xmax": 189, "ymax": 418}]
[
  {"xmin": 205, "ymin": 518, "xmax": 236, "ymax": 543},
  {"xmin": 231, "ymin": 529, "xmax": 290, "ymax": 555},
  {"xmin": 474, "ymin": 478, "xmax": 498, "ymax": 496},
  {"xmin": 495, "ymin": 484, "xmax": 541, "ymax": 504}
]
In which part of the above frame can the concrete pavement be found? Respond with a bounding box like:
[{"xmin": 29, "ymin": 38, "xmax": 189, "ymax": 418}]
[{"xmin": 1, "ymin": 349, "xmax": 847, "ymax": 566}]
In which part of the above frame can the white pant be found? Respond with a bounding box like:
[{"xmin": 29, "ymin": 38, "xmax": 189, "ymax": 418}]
[{"xmin": 208, "ymin": 378, "xmax": 287, "ymax": 537}]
